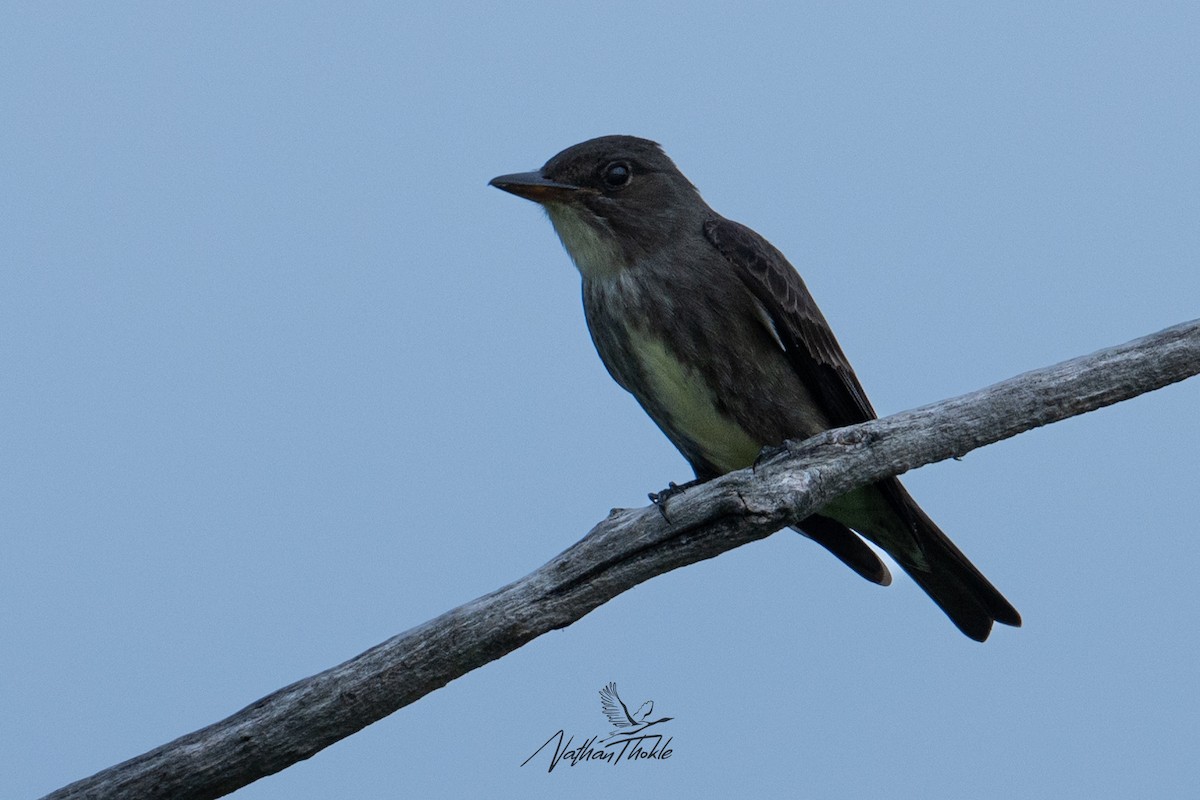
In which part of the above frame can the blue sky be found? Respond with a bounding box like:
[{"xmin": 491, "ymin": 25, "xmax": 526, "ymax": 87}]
[{"xmin": 3, "ymin": 3, "xmax": 1198, "ymax": 798}]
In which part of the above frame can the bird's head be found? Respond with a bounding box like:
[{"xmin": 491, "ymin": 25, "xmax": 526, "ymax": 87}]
[{"xmin": 489, "ymin": 135, "xmax": 707, "ymax": 279}]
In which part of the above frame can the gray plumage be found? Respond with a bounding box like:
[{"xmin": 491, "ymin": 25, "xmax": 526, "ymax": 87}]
[{"xmin": 491, "ymin": 135, "xmax": 1020, "ymax": 641}]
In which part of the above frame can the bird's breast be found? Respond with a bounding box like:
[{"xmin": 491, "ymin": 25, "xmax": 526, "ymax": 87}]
[
  {"xmin": 612, "ymin": 322, "xmax": 764, "ymax": 475},
  {"xmin": 583, "ymin": 262, "xmax": 826, "ymax": 477}
]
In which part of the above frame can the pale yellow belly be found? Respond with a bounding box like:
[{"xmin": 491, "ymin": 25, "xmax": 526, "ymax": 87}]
[{"xmin": 625, "ymin": 326, "xmax": 763, "ymax": 473}]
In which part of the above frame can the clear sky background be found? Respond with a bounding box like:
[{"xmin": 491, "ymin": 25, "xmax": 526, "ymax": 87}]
[{"xmin": 4, "ymin": 3, "xmax": 1198, "ymax": 798}]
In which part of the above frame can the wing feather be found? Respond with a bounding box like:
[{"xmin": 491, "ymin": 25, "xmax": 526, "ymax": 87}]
[
  {"xmin": 599, "ymin": 682, "xmax": 636, "ymax": 727},
  {"xmin": 703, "ymin": 217, "xmax": 877, "ymax": 428}
]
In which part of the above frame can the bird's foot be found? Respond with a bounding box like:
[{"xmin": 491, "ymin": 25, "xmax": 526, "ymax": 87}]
[
  {"xmin": 753, "ymin": 443, "xmax": 789, "ymax": 472},
  {"xmin": 648, "ymin": 479, "xmax": 702, "ymax": 522}
]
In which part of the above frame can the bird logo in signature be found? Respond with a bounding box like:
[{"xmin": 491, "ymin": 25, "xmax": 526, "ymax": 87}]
[{"xmin": 599, "ymin": 682, "xmax": 673, "ymax": 742}]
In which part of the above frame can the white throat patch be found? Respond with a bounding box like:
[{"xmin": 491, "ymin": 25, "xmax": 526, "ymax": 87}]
[{"xmin": 545, "ymin": 204, "xmax": 626, "ymax": 280}]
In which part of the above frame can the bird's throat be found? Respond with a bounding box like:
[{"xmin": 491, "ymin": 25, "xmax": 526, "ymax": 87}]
[{"xmin": 546, "ymin": 204, "xmax": 628, "ymax": 280}]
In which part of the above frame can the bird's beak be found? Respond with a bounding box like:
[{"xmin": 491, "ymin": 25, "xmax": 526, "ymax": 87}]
[{"xmin": 489, "ymin": 171, "xmax": 580, "ymax": 204}]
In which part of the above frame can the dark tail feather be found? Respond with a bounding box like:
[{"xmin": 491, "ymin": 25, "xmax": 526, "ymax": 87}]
[
  {"xmin": 882, "ymin": 480, "xmax": 1021, "ymax": 642},
  {"xmin": 793, "ymin": 516, "xmax": 892, "ymax": 586}
]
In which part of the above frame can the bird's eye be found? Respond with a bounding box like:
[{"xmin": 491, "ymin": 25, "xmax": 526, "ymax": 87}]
[{"xmin": 601, "ymin": 161, "xmax": 633, "ymax": 189}]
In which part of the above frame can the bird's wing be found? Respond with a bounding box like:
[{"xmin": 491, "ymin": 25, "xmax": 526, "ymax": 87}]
[
  {"xmin": 599, "ymin": 682, "xmax": 636, "ymax": 727},
  {"xmin": 705, "ymin": 216, "xmax": 926, "ymax": 559},
  {"xmin": 703, "ymin": 217, "xmax": 877, "ymax": 428}
]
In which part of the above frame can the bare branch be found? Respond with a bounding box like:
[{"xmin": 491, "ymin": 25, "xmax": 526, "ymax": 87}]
[{"xmin": 42, "ymin": 319, "xmax": 1200, "ymax": 800}]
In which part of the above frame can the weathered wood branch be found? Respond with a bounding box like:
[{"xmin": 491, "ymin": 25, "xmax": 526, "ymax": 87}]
[{"xmin": 42, "ymin": 319, "xmax": 1200, "ymax": 800}]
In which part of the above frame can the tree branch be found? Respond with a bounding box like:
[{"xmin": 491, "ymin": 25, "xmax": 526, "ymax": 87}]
[{"xmin": 42, "ymin": 319, "xmax": 1200, "ymax": 800}]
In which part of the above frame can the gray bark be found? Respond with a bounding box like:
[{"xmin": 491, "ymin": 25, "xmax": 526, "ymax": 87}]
[{"xmin": 41, "ymin": 319, "xmax": 1200, "ymax": 800}]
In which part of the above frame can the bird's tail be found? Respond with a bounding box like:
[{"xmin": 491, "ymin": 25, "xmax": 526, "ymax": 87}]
[{"xmin": 879, "ymin": 479, "xmax": 1021, "ymax": 642}]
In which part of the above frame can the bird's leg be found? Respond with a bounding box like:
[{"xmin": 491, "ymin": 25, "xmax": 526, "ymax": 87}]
[
  {"xmin": 648, "ymin": 478, "xmax": 703, "ymax": 522},
  {"xmin": 649, "ymin": 479, "xmax": 701, "ymax": 505},
  {"xmin": 753, "ymin": 442, "xmax": 789, "ymax": 472}
]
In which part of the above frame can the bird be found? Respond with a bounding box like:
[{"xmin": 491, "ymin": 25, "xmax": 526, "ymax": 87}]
[
  {"xmin": 490, "ymin": 135, "xmax": 1020, "ymax": 641},
  {"xmin": 599, "ymin": 682, "xmax": 672, "ymax": 740}
]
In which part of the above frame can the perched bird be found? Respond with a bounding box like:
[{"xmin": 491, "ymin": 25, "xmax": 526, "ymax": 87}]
[{"xmin": 490, "ymin": 135, "xmax": 1020, "ymax": 641}]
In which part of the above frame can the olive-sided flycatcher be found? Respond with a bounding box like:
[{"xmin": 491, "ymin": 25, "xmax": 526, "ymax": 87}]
[{"xmin": 490, "ymin": 135, "xmax": 1019, "ymax": 641}]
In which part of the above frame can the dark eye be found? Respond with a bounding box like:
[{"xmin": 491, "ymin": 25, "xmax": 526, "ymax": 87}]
[{"xmin": 601, "ymin": 161, "xmax": 632, "ymax": 189}]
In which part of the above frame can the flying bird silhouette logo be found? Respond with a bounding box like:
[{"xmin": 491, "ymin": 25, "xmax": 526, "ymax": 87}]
[{"xmin": 599, "ymin": 682, "xmax": 673, "ymax": 741}]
